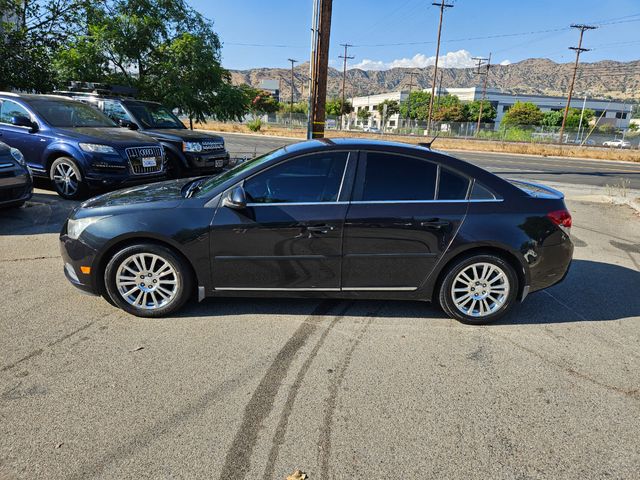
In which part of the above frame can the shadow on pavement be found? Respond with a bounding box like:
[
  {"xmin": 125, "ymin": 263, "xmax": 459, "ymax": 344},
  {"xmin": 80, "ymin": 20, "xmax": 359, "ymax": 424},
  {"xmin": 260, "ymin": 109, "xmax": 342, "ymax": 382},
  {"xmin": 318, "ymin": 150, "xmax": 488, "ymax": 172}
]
[
  {"xmin": 0, "ymin": 190, "xmax": 78, "ymax": 236},
  {"xmin": 177, "ymin": 259, "xmax": 640, "ymax": 324}
]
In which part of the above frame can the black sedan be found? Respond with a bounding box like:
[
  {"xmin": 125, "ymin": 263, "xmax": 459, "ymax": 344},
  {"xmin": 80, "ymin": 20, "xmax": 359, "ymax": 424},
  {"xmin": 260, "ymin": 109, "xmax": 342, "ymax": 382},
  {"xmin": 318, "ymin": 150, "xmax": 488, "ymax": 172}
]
[
  {"xmin": 60, "ymin": 139, "xmax": 573, "ymax": 324},
  {"xmin": 0, "ymin": 141, "xmax": 32, "ymax": 208}
]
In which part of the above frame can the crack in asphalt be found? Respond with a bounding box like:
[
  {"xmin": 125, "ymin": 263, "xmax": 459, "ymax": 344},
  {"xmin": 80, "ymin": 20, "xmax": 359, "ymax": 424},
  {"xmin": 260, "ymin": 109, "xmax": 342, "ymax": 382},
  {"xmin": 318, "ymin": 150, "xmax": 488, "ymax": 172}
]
[
  {"xmin": 218, "ymin": 299, "xmax": 341, "ymax": 480},
  {"xmin": 0, "ymin": 255, "xmax": 60, "ymax": 263}
]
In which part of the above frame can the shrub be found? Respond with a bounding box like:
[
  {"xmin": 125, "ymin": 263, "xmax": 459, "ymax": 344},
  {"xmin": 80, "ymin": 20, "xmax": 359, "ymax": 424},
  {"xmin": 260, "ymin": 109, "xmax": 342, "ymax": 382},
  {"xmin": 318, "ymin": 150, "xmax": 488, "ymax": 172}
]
[{"xmin": 247, "ymin": 118, "xmax": 262, "ymax": 132}]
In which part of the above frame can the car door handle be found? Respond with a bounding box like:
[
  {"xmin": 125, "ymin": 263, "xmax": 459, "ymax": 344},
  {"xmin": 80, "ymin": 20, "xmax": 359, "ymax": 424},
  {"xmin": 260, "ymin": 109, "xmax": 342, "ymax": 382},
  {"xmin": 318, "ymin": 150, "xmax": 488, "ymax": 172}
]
[
  {"xmin": 306, "ymin": 225, "xmax": 334, "ymax": 234},
  {"xmin": 420, "ymin": 219, "xmax": 450, "ymax": 229}
]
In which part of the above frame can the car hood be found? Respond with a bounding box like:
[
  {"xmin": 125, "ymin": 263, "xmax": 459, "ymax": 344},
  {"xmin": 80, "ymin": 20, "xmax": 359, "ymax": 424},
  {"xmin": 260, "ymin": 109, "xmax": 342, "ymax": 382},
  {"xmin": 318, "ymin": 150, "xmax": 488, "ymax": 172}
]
[
  {"xmin": 57, "ymin": 127, "xmax": 160, "ymax": 147},
  {"xmin": 75, "ymin": 178, "xmax": 193, "ymax": 216},
  {"xmin": 142, "ymin": 128, "xmax": 224, "ymax": 143}
]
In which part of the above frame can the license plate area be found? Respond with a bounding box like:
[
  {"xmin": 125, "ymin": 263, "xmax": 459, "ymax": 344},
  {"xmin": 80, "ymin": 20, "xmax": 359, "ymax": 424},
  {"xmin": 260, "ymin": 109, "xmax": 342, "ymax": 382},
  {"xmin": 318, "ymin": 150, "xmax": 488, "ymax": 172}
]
[{"xmin": 142, "ymin": 157, "xmax": 157, "ymax": 168}]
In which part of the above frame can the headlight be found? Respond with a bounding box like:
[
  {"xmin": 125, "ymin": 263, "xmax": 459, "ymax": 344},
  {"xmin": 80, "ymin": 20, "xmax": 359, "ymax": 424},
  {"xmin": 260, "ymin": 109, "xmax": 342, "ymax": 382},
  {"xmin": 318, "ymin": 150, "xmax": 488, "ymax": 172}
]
[
  {"xmin": 79, "ymin": 143, "xmax": 117, "ymax": 154},
  {"xmin": 10, "ymin": 147, "xmax": 26, "ymax": 167},
  {"xmin": 67, "ymin": 216, "xmax": 110, "ymax": 240},
  {"xmin": 183, "ymin": 141, "xmax": 203, "ymax": 152}
]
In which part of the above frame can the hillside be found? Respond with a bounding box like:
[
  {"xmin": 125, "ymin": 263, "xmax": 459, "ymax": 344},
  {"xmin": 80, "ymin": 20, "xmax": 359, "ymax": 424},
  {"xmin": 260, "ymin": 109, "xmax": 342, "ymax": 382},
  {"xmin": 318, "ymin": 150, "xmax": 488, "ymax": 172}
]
[{"xmin": 229, "ymin": 58, "xmax": 640, "ymax": 101}]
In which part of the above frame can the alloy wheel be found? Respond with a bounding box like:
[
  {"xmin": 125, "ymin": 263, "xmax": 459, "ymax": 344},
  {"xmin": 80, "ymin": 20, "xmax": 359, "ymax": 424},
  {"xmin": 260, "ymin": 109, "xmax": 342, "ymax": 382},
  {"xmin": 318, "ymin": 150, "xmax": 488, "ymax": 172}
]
[
  {"xmin": 52, "ymin": 162, "xmax": 79, "ymax": 196},
  {"xmin": 115, "ymin": 253, "xmax": 180, "ymax": 310},
  {"xmin": 451, "ymin": 262, "xmax": 510, "ymax": 318}
]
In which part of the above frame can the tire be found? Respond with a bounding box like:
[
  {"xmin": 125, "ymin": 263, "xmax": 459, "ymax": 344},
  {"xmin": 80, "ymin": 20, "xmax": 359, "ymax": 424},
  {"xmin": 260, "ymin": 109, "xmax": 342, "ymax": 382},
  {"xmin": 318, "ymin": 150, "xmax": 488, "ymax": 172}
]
[
  {"xmin": 165, "ymin": 154, "xmax": 185, "ymax": 179},
  {"xmin": 50, "ymin": 157, "xmax": 86, "ymax": 200},
  {"xmin": 104, "ymin": 243, "xmax": 193, "ymax": 318},
  {"xmin": 438, "ymin": 254, "xmax": 518, "ymax": 325}
]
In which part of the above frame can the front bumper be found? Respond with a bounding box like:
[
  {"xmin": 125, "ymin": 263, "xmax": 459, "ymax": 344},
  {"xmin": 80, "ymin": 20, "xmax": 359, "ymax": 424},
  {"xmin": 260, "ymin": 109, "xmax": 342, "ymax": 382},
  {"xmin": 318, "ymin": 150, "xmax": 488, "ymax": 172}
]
[
  {"xmin": 185, "ymin": 150, "xmax": 230, "ymax": 172},
  {"xmin": 60, "ymin": 232, "xmax": 100, "ymax": 295},
  {"xmin": 0, "ymin": 170, "xmax": 33, "ymax": 206}
]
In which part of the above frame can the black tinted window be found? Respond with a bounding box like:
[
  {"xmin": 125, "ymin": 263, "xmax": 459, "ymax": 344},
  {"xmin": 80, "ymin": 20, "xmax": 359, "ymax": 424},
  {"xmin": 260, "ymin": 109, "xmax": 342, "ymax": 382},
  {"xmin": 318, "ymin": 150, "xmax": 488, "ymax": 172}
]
[
  {"xmin": 244, "ymin": 152, "xmax": 348, "ymax": 203},
  {"xmin": 470, "ymin": 182, "xmax": 497, "ymax": 200},
  {"xmin": 360, "ymin": 153, "xmax": 437, "ymax": 201},
  {"xmin": 438, "ymin": 168, "xmax": 469, "ymax": 200}
]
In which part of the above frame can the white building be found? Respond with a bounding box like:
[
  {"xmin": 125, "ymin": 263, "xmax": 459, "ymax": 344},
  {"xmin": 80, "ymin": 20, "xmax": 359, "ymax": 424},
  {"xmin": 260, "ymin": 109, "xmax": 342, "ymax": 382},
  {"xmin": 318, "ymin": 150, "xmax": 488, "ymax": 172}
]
[{"xmin": 348, "ymin": 87, "xmax": 633, "ymax": 130}]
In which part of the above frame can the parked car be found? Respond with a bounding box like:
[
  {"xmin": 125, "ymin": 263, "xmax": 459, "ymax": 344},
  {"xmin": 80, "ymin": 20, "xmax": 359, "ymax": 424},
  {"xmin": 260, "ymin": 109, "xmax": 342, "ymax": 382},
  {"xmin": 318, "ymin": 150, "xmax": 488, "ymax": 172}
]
[
  {"xmin": 0, "ymin": 93, "xmax": 165, "ymax": 199},
  {"xmin": 55, "ymin": 90, "xmax": 230, "ymax": 178},
  {"xmin": 0, "ymin": 141, "xmax": 32, "ymax": 208},
  {"xmin": 602, "ymin": 139, "xmax": 631, "ymax": 148},
  {"xmin": 363, "ymin": 126, "xmax": 382, "ymax": 134},
  {"xmin": 60, "ymin": 139, "xmax": 574, "ymax": 324}
]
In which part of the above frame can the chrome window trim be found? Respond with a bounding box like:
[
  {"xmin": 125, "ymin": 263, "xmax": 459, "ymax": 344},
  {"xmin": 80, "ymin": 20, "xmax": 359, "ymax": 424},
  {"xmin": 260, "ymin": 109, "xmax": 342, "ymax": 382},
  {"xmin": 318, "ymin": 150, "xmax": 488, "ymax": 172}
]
[
  {"xmin": 342, "ymin": 287, "xmax": 417, "ymax": 292},
  {"xmin": 246, "ymin": 201, "xmax": 349, "ymax": 207},
  {"xmin": 335, "ymin": 153, "xmax": 350, "ymax": 201},
  {"xmin": 434, "ymin": 164, "xmax": 441, "ymax": 200}
]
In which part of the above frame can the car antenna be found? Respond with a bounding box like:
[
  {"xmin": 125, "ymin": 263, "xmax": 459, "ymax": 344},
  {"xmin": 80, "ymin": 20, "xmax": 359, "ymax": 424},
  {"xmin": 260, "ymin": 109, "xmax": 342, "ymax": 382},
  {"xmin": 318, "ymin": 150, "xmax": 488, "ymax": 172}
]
[{"xmin": 419, "ymin": 133, "xmax": 439, "ymax": 149}]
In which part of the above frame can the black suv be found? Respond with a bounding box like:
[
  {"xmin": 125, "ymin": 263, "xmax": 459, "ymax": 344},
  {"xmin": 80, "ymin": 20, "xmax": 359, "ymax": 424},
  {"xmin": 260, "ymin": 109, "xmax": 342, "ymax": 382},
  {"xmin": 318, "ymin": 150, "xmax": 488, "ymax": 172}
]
[
  {"xmin": 0, "ymin": 93, "xmax": 165, "ymax": 199},
  {"xmin": 56, "ymin": 90, "xmax": 230, "ymax": 178}
]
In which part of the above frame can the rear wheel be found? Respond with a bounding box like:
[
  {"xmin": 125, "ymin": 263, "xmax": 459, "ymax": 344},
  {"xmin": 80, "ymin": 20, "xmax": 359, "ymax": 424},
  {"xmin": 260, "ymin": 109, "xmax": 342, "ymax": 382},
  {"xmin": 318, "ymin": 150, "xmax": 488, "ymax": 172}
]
[
  {"xmin": 438, "ymin": 254, "xmax": 518, "ymax": 324},
  {"xmin": 104, "ymin": 243, "xmax": 193, "ymax": 317},
  {"xmin": 50, "ymin": 157, "xmax": 86, "ymax": 200}
]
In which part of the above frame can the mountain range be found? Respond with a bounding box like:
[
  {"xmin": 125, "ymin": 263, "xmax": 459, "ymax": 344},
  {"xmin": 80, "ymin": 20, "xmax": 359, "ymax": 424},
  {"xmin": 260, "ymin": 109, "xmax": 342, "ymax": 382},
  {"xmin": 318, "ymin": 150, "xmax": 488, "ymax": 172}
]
[{"xmin": 229, "ymin": 58, "xmax": 640, "ymax": 102}]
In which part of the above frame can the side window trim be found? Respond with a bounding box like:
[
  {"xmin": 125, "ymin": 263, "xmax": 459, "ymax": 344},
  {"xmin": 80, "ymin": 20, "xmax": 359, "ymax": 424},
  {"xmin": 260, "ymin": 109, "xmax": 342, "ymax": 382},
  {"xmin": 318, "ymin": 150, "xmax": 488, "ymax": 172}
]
[{"xmin": 243, "ymin": 150, "xmax": 352, "ymax": 206}]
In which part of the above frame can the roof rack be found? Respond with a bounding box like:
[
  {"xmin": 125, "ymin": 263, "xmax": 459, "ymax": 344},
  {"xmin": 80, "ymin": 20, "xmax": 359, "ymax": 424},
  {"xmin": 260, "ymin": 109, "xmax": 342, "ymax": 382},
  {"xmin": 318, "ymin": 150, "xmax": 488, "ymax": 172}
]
[{"xmin": 65, "ymin": 81, "xmax": 138, "ymax": 97}]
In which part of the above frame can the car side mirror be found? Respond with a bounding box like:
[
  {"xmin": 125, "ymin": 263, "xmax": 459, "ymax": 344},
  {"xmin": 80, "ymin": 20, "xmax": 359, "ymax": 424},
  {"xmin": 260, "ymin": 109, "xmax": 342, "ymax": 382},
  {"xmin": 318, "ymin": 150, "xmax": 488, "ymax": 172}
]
[
  {"xmin": 222, "ymin": 186, "xmax": 247, "ymax": 210},
  {"xmin": 11, "ymin": 115, "xmax": 37, "ymax": 131},
  {"xmin": 118, "ymin": 119, "xmax": 138, "ymax": 130}
]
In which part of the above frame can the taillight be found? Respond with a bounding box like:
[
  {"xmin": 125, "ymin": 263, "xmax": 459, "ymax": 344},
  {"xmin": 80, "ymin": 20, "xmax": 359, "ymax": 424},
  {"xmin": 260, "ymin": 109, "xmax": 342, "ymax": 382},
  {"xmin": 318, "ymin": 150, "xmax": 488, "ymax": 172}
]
[{"xmin": 547, "ymin": 209, "xmax": 572, "ymax": 234}]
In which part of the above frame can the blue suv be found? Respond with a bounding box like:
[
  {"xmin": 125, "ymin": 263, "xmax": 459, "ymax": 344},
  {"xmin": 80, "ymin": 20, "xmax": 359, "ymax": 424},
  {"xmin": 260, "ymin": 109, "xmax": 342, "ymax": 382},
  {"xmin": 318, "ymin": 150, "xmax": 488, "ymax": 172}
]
[{"xmin": 0, "ymin": 93, "xmax": 165, "ymax": 199}]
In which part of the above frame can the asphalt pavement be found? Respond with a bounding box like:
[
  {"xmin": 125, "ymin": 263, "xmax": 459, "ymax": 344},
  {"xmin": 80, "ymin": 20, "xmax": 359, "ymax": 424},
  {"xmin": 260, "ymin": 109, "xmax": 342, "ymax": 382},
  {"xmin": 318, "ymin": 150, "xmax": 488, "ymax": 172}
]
[
  {"xmin": 220, "ymin": 131, "xmax": 640, "ymax": 190},
  {"xmin": 0, "ymin": 144, "xmax": 639, "ymax": 479}
]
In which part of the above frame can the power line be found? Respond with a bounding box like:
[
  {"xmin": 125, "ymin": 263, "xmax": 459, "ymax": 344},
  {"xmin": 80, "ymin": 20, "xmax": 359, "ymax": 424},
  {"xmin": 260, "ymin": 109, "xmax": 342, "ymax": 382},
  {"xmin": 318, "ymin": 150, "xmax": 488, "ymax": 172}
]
[
  {"xmin": 560, "ymin": 24, "xmax": 597, "ymax": 143},
  {"xmin": 427, "ymin": 0, "xmax": 453, "ymax": 134}
]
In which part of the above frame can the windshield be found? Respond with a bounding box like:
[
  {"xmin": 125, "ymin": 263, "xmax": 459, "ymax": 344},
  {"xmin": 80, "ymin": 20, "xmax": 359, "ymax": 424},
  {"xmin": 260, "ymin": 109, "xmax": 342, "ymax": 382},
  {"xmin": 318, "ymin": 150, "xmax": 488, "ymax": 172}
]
[
  {"xmin": 195, "ymin": 148, "xmax": 285, "ymax": 197},
  {"xmin": 125, "ymin": 102, "xmax": 185, "ymax": 129},
  {"xmin": 30, "ymin": 100, "xmax": 116, "ymax": 128}
]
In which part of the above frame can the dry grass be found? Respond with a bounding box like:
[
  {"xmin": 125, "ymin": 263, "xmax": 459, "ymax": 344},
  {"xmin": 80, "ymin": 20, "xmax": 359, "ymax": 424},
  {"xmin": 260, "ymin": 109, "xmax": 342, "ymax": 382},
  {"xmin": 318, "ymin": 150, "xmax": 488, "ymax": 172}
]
[{"xmin": 197, "ymin": 121, "xmax": 640, "ymax": 163}]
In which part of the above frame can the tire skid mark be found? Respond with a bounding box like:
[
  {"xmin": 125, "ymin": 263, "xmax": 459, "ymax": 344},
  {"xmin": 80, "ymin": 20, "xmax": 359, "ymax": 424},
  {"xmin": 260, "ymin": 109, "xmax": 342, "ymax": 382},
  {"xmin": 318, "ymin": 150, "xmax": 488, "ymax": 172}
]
[
  {"xmin": 262, "ymin": 300, "xmax": 354, "ymax": 480},
  {"xmin": 318, "ymin": 305, "xmax": 383, "ymax": 480},
  {"xmin": 1, "ymin": 321, "xmax": 95, "ymax": 373},
  {"xmin": 218, "ymin": 299, "xmax": 341, "ymax": 480}
]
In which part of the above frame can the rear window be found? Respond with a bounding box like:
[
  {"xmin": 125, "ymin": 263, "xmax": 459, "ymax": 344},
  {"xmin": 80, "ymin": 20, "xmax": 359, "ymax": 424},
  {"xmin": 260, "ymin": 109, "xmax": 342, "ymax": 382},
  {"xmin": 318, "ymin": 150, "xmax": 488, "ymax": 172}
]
[{"xmin": 438, "ymin": 168, "xmax": 470, "ymax": 200}]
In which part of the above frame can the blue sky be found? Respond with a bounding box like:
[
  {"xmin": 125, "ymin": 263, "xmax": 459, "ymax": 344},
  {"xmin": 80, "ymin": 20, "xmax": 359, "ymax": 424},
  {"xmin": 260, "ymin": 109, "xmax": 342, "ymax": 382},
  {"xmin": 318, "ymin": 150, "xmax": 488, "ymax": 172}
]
[{"xmin": 189, "ymin": 0, "xmax": 640, "ymax": 70}]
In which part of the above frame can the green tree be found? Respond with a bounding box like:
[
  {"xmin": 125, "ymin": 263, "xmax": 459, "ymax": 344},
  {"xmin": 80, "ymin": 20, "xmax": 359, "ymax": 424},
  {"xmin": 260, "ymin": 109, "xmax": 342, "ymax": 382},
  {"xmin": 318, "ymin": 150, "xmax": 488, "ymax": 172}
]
[
  {"xmin": 541, "ymin": 110, "xmax": 564, "ymax": 127},
  {"xmin": 375, "ymin": 100, "xmax": 400, "ymax": 130},
  {"xmin": 501, "ymin": 101, "xmax": 544, "ymax": 126},
  {"xmin": 242, "ymin": 86, "xmax": 279, "ymax": 117},
  {"xmin": 325, "ymin": 98, "xmax": 353, "ymax": 117},
  {"xmin": 399, "ymin": 91, "xmax": 431, "ymax": 121},
  {"xmin": 0, "ymin": 0, "xmax": 86, "ymax": 91},
  {"xmin": 432, "ymin": 104, "xmax": 467, "ymax": 122},
  {"xmin": 279, "ymin": 101, "xmax": 308, "ymax": 114},
  {"xmin": 466, "ymin": 100, "xmax": 497, "ymax": 123},
  {"xmin": 565, "ymin": 107, "xmax": 595, "ymax": 128},
  {"xmin": 357, "ymin": 108, "xmax": 371, "ymax": 124}
]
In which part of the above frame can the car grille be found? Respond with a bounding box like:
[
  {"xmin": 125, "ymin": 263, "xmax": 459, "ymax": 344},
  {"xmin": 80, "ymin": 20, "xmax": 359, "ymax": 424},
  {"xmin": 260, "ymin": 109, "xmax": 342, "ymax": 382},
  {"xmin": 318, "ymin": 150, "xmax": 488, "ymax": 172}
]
[
  {"xmin": 125, "ymin": 146, "xmax": 164, "ymax": 175},
  {"xmin": 201, "ymin": 140, "xmax": 225, "ymax": 152}
]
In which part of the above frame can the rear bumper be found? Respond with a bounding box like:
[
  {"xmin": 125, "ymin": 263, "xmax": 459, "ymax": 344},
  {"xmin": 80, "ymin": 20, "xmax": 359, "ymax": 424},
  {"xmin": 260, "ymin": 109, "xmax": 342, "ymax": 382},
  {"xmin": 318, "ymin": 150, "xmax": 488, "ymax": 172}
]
[{"xmin": 528, "ymin": 239, "xmax": 574, "ymax": 293}]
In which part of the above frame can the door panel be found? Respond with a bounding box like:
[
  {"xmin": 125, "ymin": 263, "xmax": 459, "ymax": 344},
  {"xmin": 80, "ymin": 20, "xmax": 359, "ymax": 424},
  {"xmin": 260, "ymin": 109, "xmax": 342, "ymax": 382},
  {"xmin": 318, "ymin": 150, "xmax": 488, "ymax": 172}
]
[
  {"xmin": 211, "ymin": 203, "xmax": 348, "ymax": 289},
  {"xmin": 343, "ymin": 202, "xmax": 467, "ymax": 288},
  {"xmin": 209, "ymin": 151, "xmax": 353, "ymax": 290}
]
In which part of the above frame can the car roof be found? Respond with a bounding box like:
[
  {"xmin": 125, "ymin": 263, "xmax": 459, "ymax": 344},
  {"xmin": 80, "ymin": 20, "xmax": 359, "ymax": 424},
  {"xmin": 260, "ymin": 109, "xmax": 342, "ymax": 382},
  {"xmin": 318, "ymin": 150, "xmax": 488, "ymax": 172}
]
[
  {"xmin": 283, "ymin": 138, "xmax": 451, "ymax": 160},
  {"xmin": 0, "ymin": 92, "xmax": 80, "ymax": 103}
]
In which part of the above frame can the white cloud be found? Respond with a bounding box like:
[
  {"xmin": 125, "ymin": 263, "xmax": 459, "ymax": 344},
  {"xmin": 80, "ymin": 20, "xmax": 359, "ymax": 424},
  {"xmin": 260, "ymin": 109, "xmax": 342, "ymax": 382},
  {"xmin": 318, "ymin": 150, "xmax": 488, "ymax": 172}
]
[
  {"xmin": 500, "ymin": 59, "xmax": 512, "ymax": 66},
  {"xmin": 350, "ymin": 49, "xmax": 478, "ymax": 71}
]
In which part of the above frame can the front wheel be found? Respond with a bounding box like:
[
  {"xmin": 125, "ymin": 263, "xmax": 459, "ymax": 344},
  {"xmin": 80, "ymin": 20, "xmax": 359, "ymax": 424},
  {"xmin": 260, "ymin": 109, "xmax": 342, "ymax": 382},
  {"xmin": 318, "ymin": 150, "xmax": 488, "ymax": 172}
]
[
  {"xmin": 104, "ymin": 244, "xmax": 193, "ymax": 317},
  {"xmin": 50, "ymin": 157, "xmax": 86, "ymax": 200},
  {"xmin": 438, "ymin": 254, "xmax": 518, "ymax": 325}
]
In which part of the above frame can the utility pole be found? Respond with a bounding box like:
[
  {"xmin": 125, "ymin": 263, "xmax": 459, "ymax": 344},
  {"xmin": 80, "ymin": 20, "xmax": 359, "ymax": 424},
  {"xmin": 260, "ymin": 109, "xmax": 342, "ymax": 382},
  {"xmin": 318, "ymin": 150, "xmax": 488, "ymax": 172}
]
[
  {"xmin": 339, "ymin": 43, "xmax": 354, "ymax": 130},
  {"xmin": 403, "ymin": 70, "xmax": 418, "ymax": 131},
  {"xmin": 308, "ymin": 0, "xmax": 333, "ymax": 139},
  {"xmin": 472, "ymin": 53, "xmax": 491, "ymax": 135},
  {"xmin": 559, "ymin": 24, "xmax": 597, "ymax": 144},
  {"xmin": 435, "ymin": 70, "xmax": 444, "ymax": 111},
  {"xmin": 426, "ymin": 0, "xmax": 453, "ymax": 134},
  {"xmin": 287, "ymin": 58, "xmax": 297, "ymax": 128}
]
